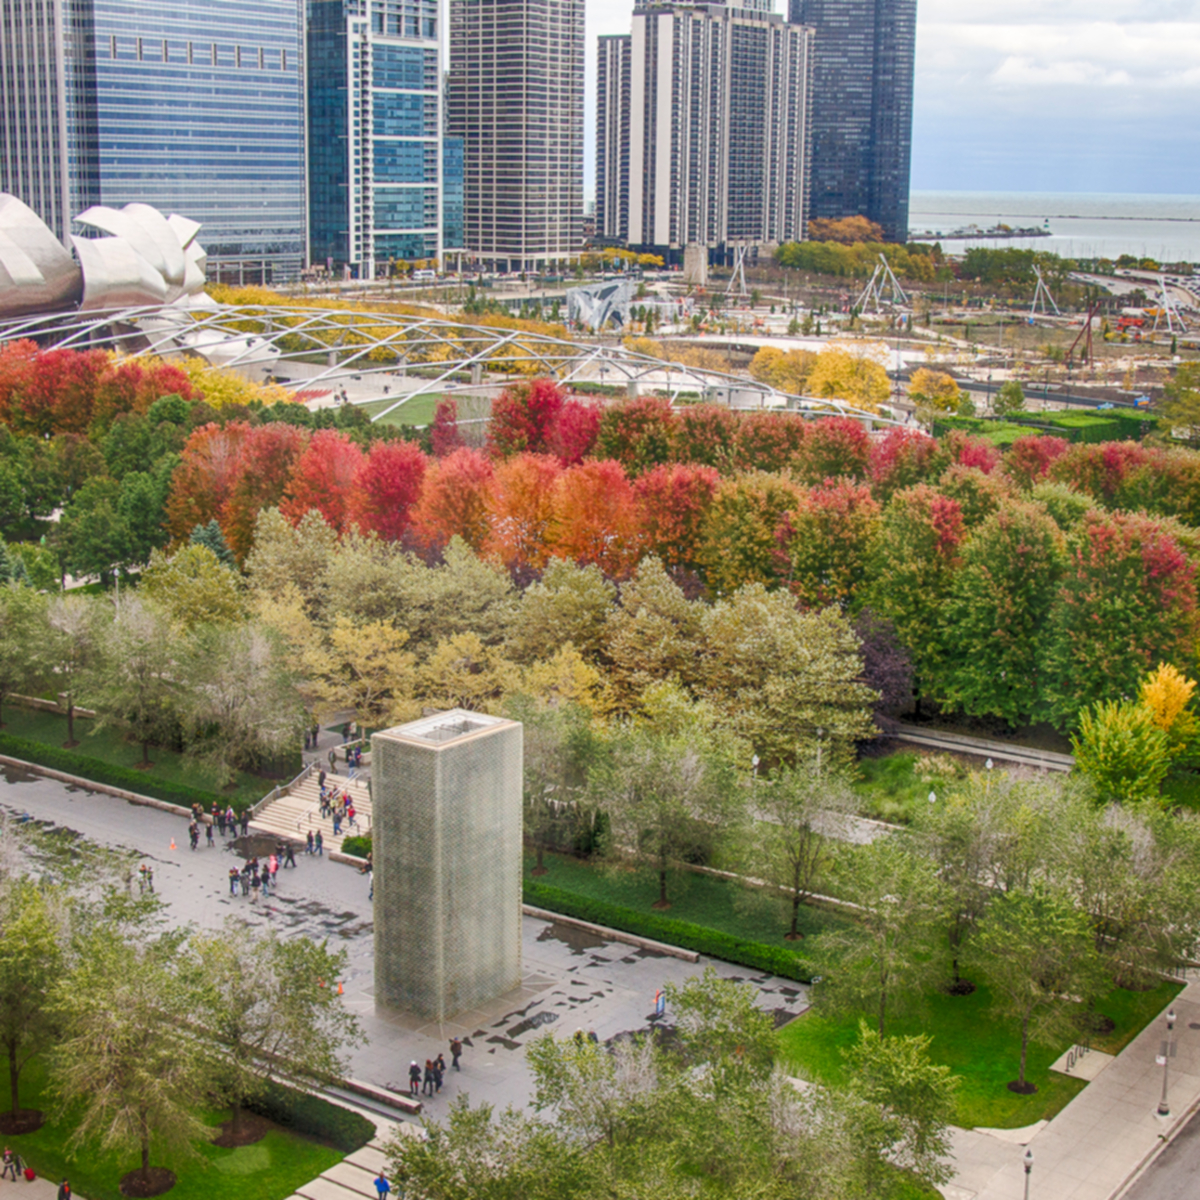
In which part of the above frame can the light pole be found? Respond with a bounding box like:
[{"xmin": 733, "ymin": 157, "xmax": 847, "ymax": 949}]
[
  {"xmin": 1022, "ymin": 1147, "xmax": 1033, "ymax": 1200},
  {"xmin": 1158, "ymin": 1007, "xmax": 1177, "ymax": 1116}
]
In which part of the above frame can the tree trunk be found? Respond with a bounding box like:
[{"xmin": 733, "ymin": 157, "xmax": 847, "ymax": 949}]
[
  {"xmin": 653, "ymin": 858, "xmax": 670, "ymax": 909},
  {"xmin": 141, "ymin": 738, "xmax": 150, "ymax": 767},
  {"xmin": 140, "ymin": 1108, "xmax": 151, "ymax": 1183},
  {"xmin": 790, "ymin": 891, "xmax": 802, "ymax": 939},
  {"xmin": 7, "ymin": 1039, "xmax": 19, "ymax": 1116},
  {"xmin": 532, "ymin": 843, "xmax": 547, "ymax": 876},
  {"xmin": 1019, "ymin": 1013, "xmax": 1030, "ymax": 1088},
  {"xmin": 65, "ymin": 697, "xmax": 77, "ymax": 747}
]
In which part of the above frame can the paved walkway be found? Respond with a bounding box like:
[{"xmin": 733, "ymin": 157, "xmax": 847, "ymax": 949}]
[{"xmin": 943, "ymin": 978, "xmax": 1200, "ymax": 1200}]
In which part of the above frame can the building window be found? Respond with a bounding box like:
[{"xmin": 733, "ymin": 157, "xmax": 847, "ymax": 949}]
[
  {"xmin": 211, "ymin": 43, "xmax": 218, "ymax": 65},
  {"xmin": 136, "ymin": 37, "xmax": 143, "ymax": 61},
  {"xmin": 187, "ymin": 41, "xmax": 194, "ymax": 64},
  {"xmin": 236, "ymin": 46, "xmax": 242, "ymax": 67},
  {"xmin": 258, "ymin": 47, "xmax": 264, "ymax": 68},
  {"xmin": 109, "ymin": 34, "xmax": 116, "ymax": 58},
  {"xmin": 281, "ymin": 48, "xmax": 288, "ymax": 69},
  {"xmin": 162, "ymin": 39, "xmax": 168, "ymax": 62}
]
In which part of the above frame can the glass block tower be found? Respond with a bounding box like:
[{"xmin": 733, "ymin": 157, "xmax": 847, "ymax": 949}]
[
  {"xmin": 787, "ymin": 0, "xmax": 916, "ymax": 242},
  {"xmin": 307, "ymin": 0, "xmax": 443, "ymax": 279},
  {"xmin": 0, "ymin": 0, "xmax": 308, "ymax": 282},
  {"xmin": 372, "ymin": 710, "xmax": 523, "ymax": 1021},
  {"xmin": 447, "ymin": 0, "xmax": 584, "ymax": 273}
]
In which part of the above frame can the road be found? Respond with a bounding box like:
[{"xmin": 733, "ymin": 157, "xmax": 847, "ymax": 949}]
[{"xmin": 1121, "ymin": 1101, "xmax": 1200, "ymax": 1200}]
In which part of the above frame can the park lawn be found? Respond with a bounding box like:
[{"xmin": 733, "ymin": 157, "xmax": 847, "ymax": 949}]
[
  {"xmin": 0, "ymin": 1057, "xmax": 344, "ymax": 1200},
  {"xmin": 852, "ymin": 751, "xmax": 968, "ymax": 824},
  {"xmin": 526, "ymin": 850, "xmax": 852, "ymax": 948},
  {"xmin": 779, "ymin": 978, "xmax": 1183, "ymax": 1130},
  {"xmin": 1, "ymin": 703, "xmax": 274, "ymax": 809},
  {"xmin": 356, "ymin": 393, "xmax": 440, "ymax": 427}
]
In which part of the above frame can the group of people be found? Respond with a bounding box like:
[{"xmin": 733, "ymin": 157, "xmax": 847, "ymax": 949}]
[
  {"xmin": 407, "ymin": 1039, "xmax": 464, "ymax": 1098},
  {"xmin": 318, "ymin": 778, "xmax": 358, "ymax": 837},
  {"xmin": 187, "ymin": 802, "xmax": 249, "ymax": 850},
  {"xmin": 225, "ymin": 841, "xmax": 297, "ymax": 900}
]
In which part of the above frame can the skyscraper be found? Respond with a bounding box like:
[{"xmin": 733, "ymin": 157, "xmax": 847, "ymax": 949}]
[
  {"xmin": 597, "ymin": 2, "xmax": 812, "ymax": 260},
  {"xmin": 306, "ymin": 0, "xmax": 443, "ymax": 279},
  {"xmin": 447, "ymin": 0, "xmax": 584, "ymax": 273},
  {"xmin": 787, "ymin": 0, "xmax": 916, "ymax": 242},
  {"xmin": 0, "ymin": 0, "xmax": 308, "ymax": 281}
]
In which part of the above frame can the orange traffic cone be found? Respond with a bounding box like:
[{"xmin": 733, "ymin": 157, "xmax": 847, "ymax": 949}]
[
  {"xmin": 337, "ymin": 981, "xmax": 344, "ymax": 995},
  {"xmin": 170, "ymin": 838, "xmax": 176, "ymax": 850}
]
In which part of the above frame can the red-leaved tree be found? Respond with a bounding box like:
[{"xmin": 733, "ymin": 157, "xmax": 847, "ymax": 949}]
[
  {"xmin": 430, "ymin": 397, "xmax": 465, "ymax": 458},
  {"xmin": 280, "ymin": 429, "xmax": 365, "ymax": 534},
  {"xmin": 350, "ymin": 439, "xmax": 428, "ymax": 542},
  {"xmin": 870, "ymin": 428, "xmax": 949, "ymax": 502},
  {"xmin": 673, "ymin": 405, "xmax": 739, "ymax": 469},
  {"xmin": 633, "ymin": 462, "xmax": 720, "ymax": 570},
  {"xmin": 482, "ymin": 452, "xmax": 562, "ymax": 569},
  {"xmin": 166, "ymin": 422, "xmax": 256, "ymax": 542},
  {"xmin": 944, "ymin": 430, "xmax": 1001, "ymax": 474},
  {"xmin": 222, "ymin": 423, "xmax": 310, "ymax": 561},
  {"xmin": 795, "ymin": 416, "xmax": 871, "ymax": 484},
  {"xmin": 733, "ymin": 410, "xmax": 808, "ymax": 474},
  {"xmin": 412, "ymin": 446, "xmax": 495, "ymax": 550},
  {"xmin": 548, "ymin": 459, "xmax": 641, "ymax": 575},
  {"xmin": 488, "ymin": 378, "xmax": 567, "ymax": 458},
  {"xmin": 1049, "ymin": 440, "xmax": 1150, "ymax": 503},
  {"xmin": 546, "ymin": 399, "xmax": 602, "ymax": 465},
  {"xmin": 1004, "ymin": 435, "xmax": 1070, "ymax": 490}
]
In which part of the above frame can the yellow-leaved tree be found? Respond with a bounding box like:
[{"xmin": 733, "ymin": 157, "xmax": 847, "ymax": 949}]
[
  {"xmin": 1139, "ymin": 662, "xmax": 1198, "ymax": 753},
  {"xmin": 806, "ymin": 342, "xmax": 891, "ymax": 412},
  {"xmin": 908, "ymin": 368, "xmax": 962, "ymax": 413},
  {"xmin": 749, "ymin": 347, "xmax": 818, "ymax": 395}
]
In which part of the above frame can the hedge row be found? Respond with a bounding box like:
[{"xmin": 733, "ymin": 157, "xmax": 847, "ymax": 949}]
[
  {"xmin": 247, "ymin": 1079, "xmax": 375, "ymax": 1152},
  {"xmin": 0, "ymin": 730, "xmax": 258, "ymax": 813},
  {"xmin": 523, "ymin": 879, "xmax": 812, "ymax": 982},
  {"xmin": 935, "ymin": 408, "xmax": 1158, "ymax": 445},
  {"xmin": 341, "ymin": 834, "xmax": 372, "ymax": 858}
]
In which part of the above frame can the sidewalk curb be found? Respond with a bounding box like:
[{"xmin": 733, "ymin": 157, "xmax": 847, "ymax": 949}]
[
  {"xmin": 1110, "ymin": 1092, "xmax": 1200, "ymax": 1199},
  {"xmin": 521, "ymin": 905, "xmax": 701, "ymax": 963},
  {"xmin": 0, "ymin": 752, "xmax": 195, "ymax": 819}
]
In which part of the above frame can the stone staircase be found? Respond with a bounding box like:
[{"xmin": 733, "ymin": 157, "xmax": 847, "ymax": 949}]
[{"xmin": 249, "ymin": 770, "xmax": 373, "ymax": 854}]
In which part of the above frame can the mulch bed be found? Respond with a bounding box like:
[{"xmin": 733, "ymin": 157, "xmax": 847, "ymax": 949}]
[
  {"xmin": 0, "ymin": 1109, "xmax": 44, "ymax": 1135},
  {"xmin": 120, "ymin": 1167, "xmax": 176, "ymax": 1197},
  {"xmin": 210, "ymin": 1112, "xmax": 274, "ymax": 1148}
]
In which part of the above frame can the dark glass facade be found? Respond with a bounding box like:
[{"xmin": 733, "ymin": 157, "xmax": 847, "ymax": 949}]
[
  {"xmin": 443, "ymin": 136, "xmax": 464, "ymax": 251},
  {"xmin": 788, "ymin": 0, "xmax": 915, "ymax": 242}
]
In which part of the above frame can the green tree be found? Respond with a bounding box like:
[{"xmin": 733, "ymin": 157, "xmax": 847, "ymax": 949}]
[
  {"xmin": 1160, "ymin": 363, "xmax": 1200, "ymax": 432},
  {"xmin": 88, "ymin": 596, "xmax": 177, "ymax": 767},
  {"xmin": 937, "ymin": 502, "xmax": 1064, "ymax": 725},
  {"xmin": 975, "ymin": 884, "xmax": 1106, "ymax": 1092},
  {"xmin": 190, "ymin": 518, "xmax": 237, "ymax": 568},
  {"xmin": 141, "ymin": 544, "xmax": 247, "ymax": 629},
  {"xmin": 119, "ymin": 466, "xmax": 173, "ymax": 568},
  {"xmin": 507, "ymin": 557, "xmax": 616, "ymax": 664},
  {"xmin": 187, "ymin": 921, "xmax": 361, "ymax": 1138},
  {"xmin": 1071, "ymin": 699, "xmax": 1171, "ymax": 804},
  {"xmin": 50, "ymin": 929, "xmax": 210, "ymax": 1192},
  {"xmin": 699, "ymin": 472, "xmax": 802, "ymax": 593},
  {"xmin": 811, "ymin": 838, "xmax": 945, "ymax": 1035},
  {"xmin": 841, "ymin": 1022, "xmax": 957, "ymax": 1193},
  {"xmin": 46, "ymin": 593, "xmax": 104, "ymax": 746},
  {"xmin": 993, "ymin": 380, "xmax": 1026, "ymax": 415},
  {"xmin": 55, "ymin": 476, "xmax": 130, "ymax": 584},
  {"xmin": 0, "ymin": 878, "xmax": 64, "ymax": 1123},
  {"xmin": 0, "ymin": 582, "xmax": 47, "ymax": 726}
]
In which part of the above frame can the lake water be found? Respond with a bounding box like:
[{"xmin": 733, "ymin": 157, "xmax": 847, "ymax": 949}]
[{"xmin": 908, "ymin": 191, "xmax": 1200, "ymax": 265}]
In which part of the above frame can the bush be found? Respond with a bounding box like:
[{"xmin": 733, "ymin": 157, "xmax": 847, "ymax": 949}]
[
  {"xmin": 246, "ymin": 1080, "xmax": 375, "ymax": 1152},
  {"xmin": 341, "ymin": 834, "xmax": 372, "ymax": 858},
  {"xmin": 524, "ymin": 880, "xmax": 812, "ymax": 981},
  {"xmin": 0, "ymin": 730, "xmax": 258, "ymax": 812}
]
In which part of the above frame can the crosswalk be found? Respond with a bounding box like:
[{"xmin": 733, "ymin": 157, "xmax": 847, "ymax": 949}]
[{"xmin": 249, "ymin": 771, "xmax": 373, "ymax": 855}]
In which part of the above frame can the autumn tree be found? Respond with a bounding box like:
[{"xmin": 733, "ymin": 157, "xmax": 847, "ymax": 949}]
[
  {"xmin": 1048, "ymin": 440, "xmax": 1149, "ymax": 504},
  {"xmin": 673, "ymin": 404, "xmax": 739, "ymax": 469},
  {"xmin": 807, "ymin": 215, "xmax": 886, "ymax": 244},
  {"xmin": 280, "ymin": 428, "xmax": 364, "ymax": 534},
  {"xmin": 1044, "ymin": 510, "xmax": 1197, "ymax": 727},
  {"xmin": 547, "ymin": 460, "xmax": 641, "ymax": 576},
  {"xmin": 411, "ymin": 446, "xmax": 494, "ymax": 551},
  {"xmin": 794, "ymin": 415, "xmax": 872, "ymax": 484},
  {"xmin": 594, "ymin": 395, "xmax": 679, "ymax": 475},
  {"xmin": 507, "ymin": 558, "xmax": 616, "ymax": 663},
  {"xmin": 220, "ymin": 422, "xmax": 309, "ymax": 562},
  {"xmin": 429, "ymin": 396, "xmax": 464, "ymax": 458},
  {"xmin": 141, "ymin": 544, "xmax": 247, "ymax": 629},
  {"xmin": 775, "ymin": 480, "xmax": 880, "ymax": 608},
  {"xmin": 165, "ymin": 421, "xmax": 255, "ymax": 543},
  {"xmin": 1071, "ymin": 700, "xmax": 1171, "ymax": 804},
  {"xmin": 304, "ymin": 617, "xmax": 416, "ymax": 728},
  {"xmin": 908, "ymin": 368, "xmax": 961, "ymax": 413},
  {"xmin": 869, "ymin": 429, "xmax": 948, "ymax": 502},
  {"xmin": 349, "ymin": 438, "xmax": 427, "ymax": 542},
  {"xmin": 748, "ymin": 348, "xmax": 818, "ymax": 397},
  {"xmin": 632, "ymin": 462, "xmax": 719, "ymax": 571},
  {"xmin": 805, "ymin": 345, "xmax": 891, "ymax": 412},
  {"xmin": 482, "ymin": 452, "xmax": 562, "ymax": 570},
  {"xmin": 488, "ymin": 378, "xmax": 567, "ymax": 458},
  {"xmin": 1140, "ymin": 662, "xmax": 1198, "ymax": 754},
  {"xmin": 1004, "ymin": 435, "xmax": 1070, "ymax": 491},
  {"xmin": 699, "ymin": 472, "xmax": 802, "ymax": 594},
  {"xmin": 937, "ymin": 502, "xmax": 1064, "ymax": 724},
  {"xmin": 733, "ymin": 410, "xmax": 809, "ymax": 473},
  {"xmin": 546, "ymin": 398, "xmax": 602, "ymax": 466},
  {"xmin": 418, "ymin": 631, "xmax": 519, "ymax": 713},
  {"xmin": 245, "ymin": 507, "xmax": 338, "ymax": 611}
]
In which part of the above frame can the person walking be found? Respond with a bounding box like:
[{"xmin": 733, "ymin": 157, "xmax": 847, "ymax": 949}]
[
  {"xmin": 434, "ymin": 1053, "xmax": 445, "ymax": 1092},
  {"xmin": 408, "ymin": 1061, "xmax": 421, "ymax": 1096},
  {"xmin": 226, "ymin": 805, "xmax": 236, "ymax": 835},
  {"xmin": 422, "ymin": 1059, "xmax": 435, "ymax": 1097},
  {"xmin": 228, "ymin": 867, "xmax": 240, "ymax": 897},
  {"xmin": 373, "ymin": 1171, "xmax": 391, "ymax": 1200},
  {"xmin": 318, "ymin": 767, "xmax": 326, "ymax": 791},
  {"xmin": 57, "ymin": 1178, "xmax": 72, "ymax": 1200},
  {"xmin": 306, "ymin": 830, "xmax": 314, "ymax": 855},
  {"xmin": 216, "ymin": 807, "xmax": 226, "ymax": 837},
  {"xmin": 315, "ymin": 830, "xmax": 324, "ymax": 857},
  {"xmin": 328, "ymin": 748, "xmax": 337, "ymax": 774},
  {"xmin": 284, "ymin": 842, "xmax": 296, "ymax": 868},
  {"xmin": 450, "ymin": 1037, "xmax": 463, "ymax": 1071},
  {"xmin": 205, "ymin": 820, "xmax": 214, "ymax": 848},
  {"xmin": 240, "ymin": 810, "xmax": 250, "ymax": 837},
  {"xmin": 250, "ymin": 869, "xmax": 261, "ymax": 901},
  {"xmin": 240, "ymin": 864, "xmax": 251, "ymax": 896},
  {"xmin": 2, "ymin": 1147, "xmax": 17, "ymax": 1181},
  {"xmin": 188, "ymin": 821, "xmax": 199, "ymax": 851},
  {"xmin": 311, "ymin": 720, "xmax": 320, "ymax": 748},
  {"xmin": 268, "ymin": 853, "xmax": 279, "ymax": 883}
]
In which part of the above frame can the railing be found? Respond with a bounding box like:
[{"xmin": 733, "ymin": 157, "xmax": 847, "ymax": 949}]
[{"xmin": 249, "ymin": 760, "xmax": 316, "ymax": 819}]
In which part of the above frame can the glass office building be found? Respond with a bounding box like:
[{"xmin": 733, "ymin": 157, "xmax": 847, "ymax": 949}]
[
  {"xmin": 1, "ymin": 0, "xmax": 308, "ymax": 282},
  {"xmin": 307, "ymin": 0, "xmax": 442, "ymax": 278},
  {"xmin": 788, "ymin": 0, "xmax": 916, "ymax": 242}
]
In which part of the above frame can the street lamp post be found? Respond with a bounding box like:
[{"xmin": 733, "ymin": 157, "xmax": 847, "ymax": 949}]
[
  {"xmin": 1158, "ymin": 1007, "xmax": 1177, "ymax": 1116},
  {"xmin": 1022, "ymin": 1147, "xmax": 1033, "ymax": 1200}
]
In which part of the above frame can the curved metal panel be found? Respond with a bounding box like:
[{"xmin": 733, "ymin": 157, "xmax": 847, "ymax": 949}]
[
  {"xmin": 72, "ymin": 236, "xmax": 170, "ymax": 310},
  {"xmin": 74, "ymin": 204, "xmax": 183, "ymax": 286},
  {"xmin": 0, "ymin": 194, "xmax": 84, "ymax": 317}
]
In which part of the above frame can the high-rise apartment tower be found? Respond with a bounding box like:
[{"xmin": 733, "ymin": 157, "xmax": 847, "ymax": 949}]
[
  {"xmin": 307, "ymin": 0, "xmax": 446, "ymax": 278},
  {"xmin": 0, "ymin": 0, "xmax": 308, "ymax": 281},
  {"xmin": 447, "ymin": 0, "xmax": 584, "ymax": 272},
  {"xmin": 787, "ymin": 0, "xmax": 915, "ymax": 241},
  {"xmin": 597, "ymin": 2, "xmax": 813, "ymax": 260}
]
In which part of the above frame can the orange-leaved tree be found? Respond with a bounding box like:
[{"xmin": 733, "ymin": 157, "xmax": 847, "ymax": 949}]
[
  {"xmin": 280, "ymin": 428, "xmax": 364, "ymax": 534},
  {"xmin": 634, "ymin": 462, "xmax": 720, "ymax": 571},
  {"xmin": 547, "ymin": 459, "xmax": 640, "ymax": 576},
  {"xmin": 412, "ymin": 446, "xmax": 494, "ymax": 551},
  {"xmin": 482, "ymin": 452, "xmax": 562, "ymax": 570}
]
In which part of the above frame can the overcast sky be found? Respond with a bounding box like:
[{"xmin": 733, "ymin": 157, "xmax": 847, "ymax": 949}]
[{"xmin": 582, "ymin": 0, "xmax": 1200, "ymax": 197}]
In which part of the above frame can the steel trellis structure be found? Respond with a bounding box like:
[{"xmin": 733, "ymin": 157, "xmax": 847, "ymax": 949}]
[{"xmin": 0, "ymin": 302, "xmax": 898, "ymax": 426}]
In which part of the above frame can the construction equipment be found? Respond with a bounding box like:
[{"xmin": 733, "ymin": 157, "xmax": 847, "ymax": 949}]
[
  {"xmin": 1152, "ymin": 276, "xmax": 1189, "ymax": 335},
  {"xmin": 1066, "ymin": 299, "xmax": 1101, "ymax": 367}
]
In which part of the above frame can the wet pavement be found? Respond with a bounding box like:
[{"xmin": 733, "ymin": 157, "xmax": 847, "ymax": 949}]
[{"xmin": 1, "ymin": 767, "xmax": 809, "ymax": 1123}]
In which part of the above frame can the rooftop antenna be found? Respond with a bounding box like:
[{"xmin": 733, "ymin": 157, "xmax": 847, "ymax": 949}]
[
  {"xmin": 855, "ymin": 253, "xmax": 908, "ymax": 313},
  {"xmin": 1029, "ymin": 266, "xmax": 1060, "ymax": 318}
]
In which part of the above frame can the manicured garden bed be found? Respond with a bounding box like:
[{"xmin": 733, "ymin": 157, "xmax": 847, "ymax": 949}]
[
  {"xmin": 780, "ymin": 978, "xmax": 1182, "ymax": 1129},
  {"xmin": 0, "ymin": 705, "xmax": 289, "ymax": 811},
  {"xmin": 0, "ymin": 1058, "xmax": 354, "ymax": 1200}
]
